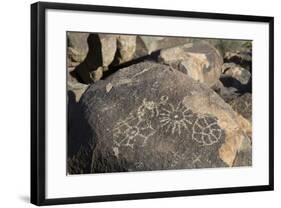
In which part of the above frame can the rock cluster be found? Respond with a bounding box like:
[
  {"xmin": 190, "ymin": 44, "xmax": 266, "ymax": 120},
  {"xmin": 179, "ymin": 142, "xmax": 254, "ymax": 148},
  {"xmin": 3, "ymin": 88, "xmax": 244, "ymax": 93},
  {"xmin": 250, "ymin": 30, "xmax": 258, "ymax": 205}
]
[{"xmin": 67, "ymin": 33, "xmax": 252, "ymax": 174}]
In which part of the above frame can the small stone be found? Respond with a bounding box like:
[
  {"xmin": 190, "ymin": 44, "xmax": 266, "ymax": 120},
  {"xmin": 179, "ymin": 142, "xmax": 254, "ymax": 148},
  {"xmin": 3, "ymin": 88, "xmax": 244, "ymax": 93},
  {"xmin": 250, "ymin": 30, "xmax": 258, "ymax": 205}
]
[
  {"xmin": 106, "ymin": 83, "xmax": 113, "ymax": 93},
  {"xmin": 89, "ymin": 67, "xmax": 103, "ymax": 82}
]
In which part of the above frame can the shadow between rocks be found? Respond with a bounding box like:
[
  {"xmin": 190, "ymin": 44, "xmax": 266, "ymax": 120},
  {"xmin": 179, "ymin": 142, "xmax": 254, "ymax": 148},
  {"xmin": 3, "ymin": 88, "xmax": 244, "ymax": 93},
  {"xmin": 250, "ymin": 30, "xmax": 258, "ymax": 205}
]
[
  {"xmin": 70, "ymin": 34, "xmax": 103, "ymax": 84},
  {"xmin": 103, "ymin": 50, "xmax": 160, "ymax": 79},
  {"xmin": 220, "ymin": 75, "xmax": 252, "ymax": 94},
  {"xmin": 70, "ymin": 33, "xmax": 160, "ymax": 83},
  {"xmin": 67, "ymin": 90, "xmax": 95, "ymax": 174}
]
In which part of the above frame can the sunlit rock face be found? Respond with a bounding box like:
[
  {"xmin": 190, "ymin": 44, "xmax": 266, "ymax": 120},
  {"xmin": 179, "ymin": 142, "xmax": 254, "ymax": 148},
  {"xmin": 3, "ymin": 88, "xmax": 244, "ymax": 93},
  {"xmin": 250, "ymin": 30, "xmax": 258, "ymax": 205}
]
[{"xmin": 158, "ymin": 41, "xmax": 223, "ymax": 87}]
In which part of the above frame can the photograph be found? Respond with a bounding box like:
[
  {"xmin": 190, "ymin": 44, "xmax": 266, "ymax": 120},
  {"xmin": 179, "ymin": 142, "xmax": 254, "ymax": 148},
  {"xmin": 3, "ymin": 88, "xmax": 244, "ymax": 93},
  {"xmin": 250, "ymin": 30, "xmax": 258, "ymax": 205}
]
[
  {"xmin": 66, "ymin": 32, "xmax": 253, "ymax": 174},
  {"xmin": 30, "ymin": 2, "xmax": 273, "ymax": 205}
]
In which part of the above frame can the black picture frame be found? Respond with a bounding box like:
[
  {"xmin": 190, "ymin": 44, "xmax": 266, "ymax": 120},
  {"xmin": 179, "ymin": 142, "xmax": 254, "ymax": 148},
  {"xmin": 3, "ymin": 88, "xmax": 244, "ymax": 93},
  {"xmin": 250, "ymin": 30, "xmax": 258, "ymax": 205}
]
[{"xmin": 31, "ymin": 1, "xmax": 274, "ymax": 206}]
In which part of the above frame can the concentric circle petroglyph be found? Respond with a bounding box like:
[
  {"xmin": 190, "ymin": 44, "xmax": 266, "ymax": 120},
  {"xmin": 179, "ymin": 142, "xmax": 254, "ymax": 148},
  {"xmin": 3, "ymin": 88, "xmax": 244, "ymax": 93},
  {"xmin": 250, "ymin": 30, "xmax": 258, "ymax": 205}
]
[{"xmin": 192, "ymin": 115, "xmax": 223, "ymax": 146}]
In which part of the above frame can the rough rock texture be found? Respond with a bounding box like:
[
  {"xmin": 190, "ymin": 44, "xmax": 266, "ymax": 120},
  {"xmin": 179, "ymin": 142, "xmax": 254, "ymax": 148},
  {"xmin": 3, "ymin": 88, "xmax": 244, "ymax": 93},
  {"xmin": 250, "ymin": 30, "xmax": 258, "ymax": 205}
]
[
  {"xmin": 158, "ymin": 41, "xmax": 223, "ymax": 87},
  {"xmin": 67, "ymin": 32, "xmax": 89, "ymax": 63},
  {"xmin": 222, "ymin": 63, "xmax": 251, "ymax": 85},
  {"xmin": 79, "ymin": 62, "xmax": 251, "ymax": 173},
  {"xmin": 70, "ymin": 34, "xmax": 104, "ymax": 84},
  {"xmin": 211, "ymin": 80, "xmax": 240, "ymax": 103},
  {"xmin": 67, "ymin": 47, "xmax": 84, "ymax": 67},
  {"xmin": 229, "ymin": 93, "xmax": 252, "ymax": 123},
  {"xmin": 224, "ymin": 49, "xmax": 252, "ymax": 71},
  {"xmin": 68, "ymin": 81, "xmax": 89, "ymax": 102},
  {"xmin": 233, "ymin": 135, "xmax": 252, "ymax": 166},
  {"xmin": 136, "ymin": 36, "xmax": 192, "ymax": 56},
  {"xmin": 67, "ymin": 89, "xmax": 95, "ymax": 174},
  {"xmin": 99, "ymin": 34, "xmax": 117, "ymax": 67},
  {"xmin": 70, "ymin": 34, "xmax": 137, "ymax": 84},
  {"xmin": 212, "ymin": 40, "xmax": 251, "ymax": 56},
  {"xmin": 112, "ymin": 35, "xmax": 137, "ymax": 65}
]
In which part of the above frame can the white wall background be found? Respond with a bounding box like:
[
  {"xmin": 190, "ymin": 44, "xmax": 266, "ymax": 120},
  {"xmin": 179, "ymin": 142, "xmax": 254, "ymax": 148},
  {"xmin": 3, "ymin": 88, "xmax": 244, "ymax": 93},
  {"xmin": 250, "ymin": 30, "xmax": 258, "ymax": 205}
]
[{"xmin": 0, "ymin": 0, "xmax": 279, "ymax": 207}]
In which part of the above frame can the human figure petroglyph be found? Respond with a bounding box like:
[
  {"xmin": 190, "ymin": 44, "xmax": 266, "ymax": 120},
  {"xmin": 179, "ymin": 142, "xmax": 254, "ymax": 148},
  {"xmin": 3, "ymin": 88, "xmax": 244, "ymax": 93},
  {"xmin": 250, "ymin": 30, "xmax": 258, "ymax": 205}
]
[
  {"xmin": 137, "ymin": 98, "xmax": 158, "ymax": 122},
  {"xmin": 113, "ymin": 116, "xmax": 156, "ymax": 148}
]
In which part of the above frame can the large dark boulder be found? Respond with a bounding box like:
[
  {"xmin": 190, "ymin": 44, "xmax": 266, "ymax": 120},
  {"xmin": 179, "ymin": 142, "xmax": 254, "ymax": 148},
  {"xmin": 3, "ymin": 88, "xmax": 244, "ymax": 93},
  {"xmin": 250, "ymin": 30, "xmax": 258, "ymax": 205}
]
[{"xmin": 78, "ymin": 62, "xmax": 251, "ymax": 173}]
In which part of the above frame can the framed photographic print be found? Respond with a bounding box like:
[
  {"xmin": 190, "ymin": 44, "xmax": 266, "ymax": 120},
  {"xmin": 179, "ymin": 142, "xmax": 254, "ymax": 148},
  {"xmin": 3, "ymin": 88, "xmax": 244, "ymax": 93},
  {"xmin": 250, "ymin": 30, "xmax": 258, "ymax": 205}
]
[{"xmin": 31, "ymin": 1, "xmax": 274, "ymax": 205}]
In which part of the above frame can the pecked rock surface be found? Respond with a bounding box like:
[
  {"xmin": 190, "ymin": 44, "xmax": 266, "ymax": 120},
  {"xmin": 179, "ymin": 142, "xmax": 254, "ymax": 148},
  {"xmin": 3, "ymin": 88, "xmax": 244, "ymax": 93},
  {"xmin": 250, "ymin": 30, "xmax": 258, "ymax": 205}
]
[{"xmin": 78, "ymin": 62, "xmax": 251, "ymax": 173}]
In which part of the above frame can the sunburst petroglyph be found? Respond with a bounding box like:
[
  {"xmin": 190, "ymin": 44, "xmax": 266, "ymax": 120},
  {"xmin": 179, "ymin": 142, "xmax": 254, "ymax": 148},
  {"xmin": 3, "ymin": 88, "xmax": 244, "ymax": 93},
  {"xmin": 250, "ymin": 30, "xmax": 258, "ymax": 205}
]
[{"xmin": 158, "ymin": 101, "xmax": 193, "ymax": 135}]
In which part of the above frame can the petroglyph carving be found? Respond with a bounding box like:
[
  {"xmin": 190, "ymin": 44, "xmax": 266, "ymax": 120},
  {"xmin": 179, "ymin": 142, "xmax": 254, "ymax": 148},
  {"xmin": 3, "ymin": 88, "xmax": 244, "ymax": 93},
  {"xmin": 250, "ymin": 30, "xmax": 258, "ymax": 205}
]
[
  {"xmin": 158, "ymin": 101, "xmax": 193, "ymax": 135},
  {"xmin": 113, "ymin": 115, "xmax": 156, "ymax": 148},
  {"xmin": 137, "ymin": 98, "xmax": 158, "ymax": 122},
  {"xmin": 191, "ymin": 153, "xmax": 202, "ymax": 165},
  {"xmin": 192, "ymin": 115, "xmax": 222, "ymax": 146},
  {"xmin": 170, "ymin": 151, "xmax": 185, "ymax": 168},
  {"xmin": 113, "ymin": 95, "xmax": 223, "ymax": 149},
  {"xmin": 160, "ymin": 95, "xmax": 169, "ymax": 103},
  {"xmin": 135, "ymin": 161, "xmax": 144, "ymax": 169}
]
